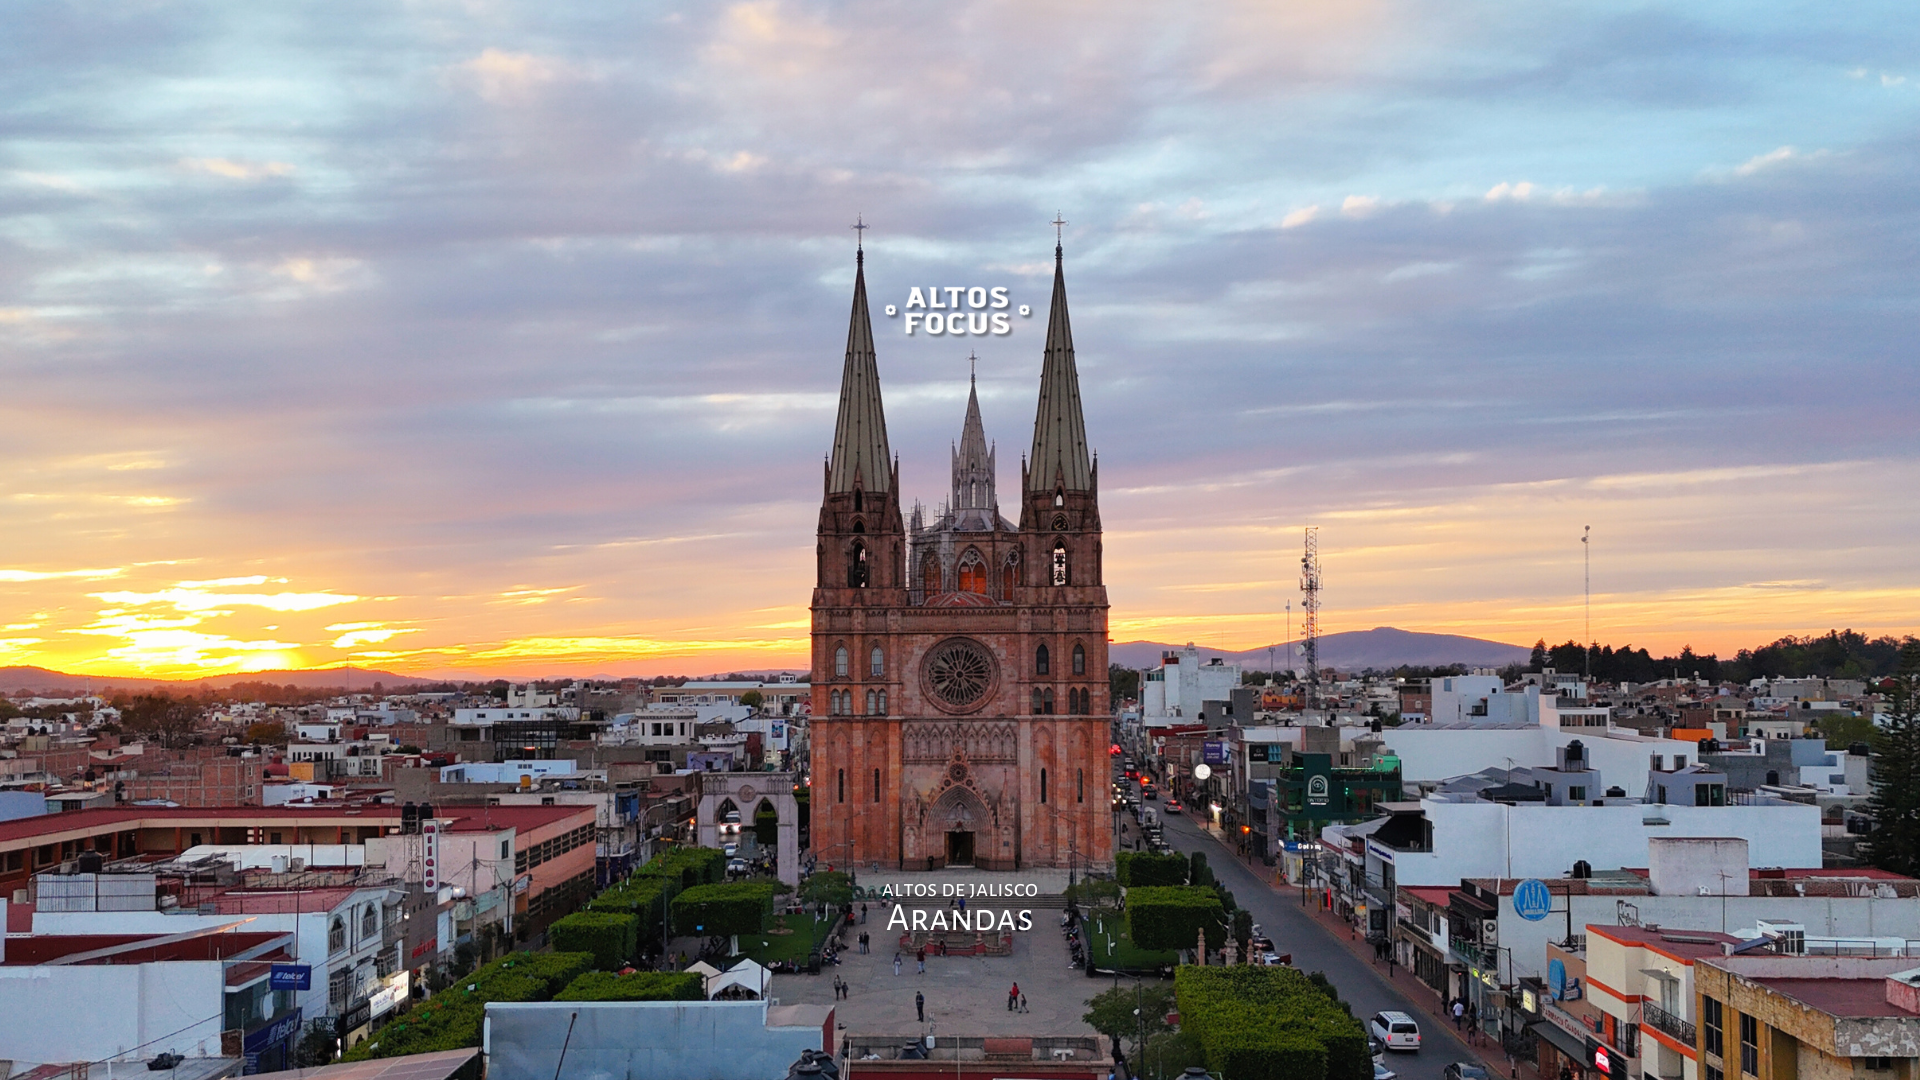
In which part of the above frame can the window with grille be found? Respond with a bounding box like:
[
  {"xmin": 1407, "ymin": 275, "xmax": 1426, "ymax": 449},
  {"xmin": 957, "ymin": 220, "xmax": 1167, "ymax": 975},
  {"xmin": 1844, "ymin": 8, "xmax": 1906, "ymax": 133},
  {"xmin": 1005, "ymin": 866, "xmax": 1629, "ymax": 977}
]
[
  {"xmin": 834, "ymin": 646, "xmax": 849, "ymax": 678},
  {"xmin": 1703, "ymin": 997, "xmax": 1723, "ymax": 1057},
  {"xmin": 1738, "ymin": 1013, "xmax": 1757, "ymax": 1075},
  {"xmin": 1072, "ymin": 643, "xmax": 1085, "ymax": 674}
]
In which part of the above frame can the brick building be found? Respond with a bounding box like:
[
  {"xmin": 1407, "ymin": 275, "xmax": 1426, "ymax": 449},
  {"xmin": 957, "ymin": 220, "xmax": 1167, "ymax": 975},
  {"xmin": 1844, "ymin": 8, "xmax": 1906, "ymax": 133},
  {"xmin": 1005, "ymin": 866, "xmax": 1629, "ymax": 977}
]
[{"xmin": 808, "ymin": 240, "xmax": 1113, "ymax": 872}]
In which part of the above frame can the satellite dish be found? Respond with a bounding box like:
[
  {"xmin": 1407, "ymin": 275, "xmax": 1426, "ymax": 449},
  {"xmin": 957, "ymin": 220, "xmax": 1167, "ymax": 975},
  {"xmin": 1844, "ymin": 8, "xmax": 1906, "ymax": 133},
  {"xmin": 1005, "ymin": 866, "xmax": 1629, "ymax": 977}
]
[{"xmin": 1193, "ymin": 764, "xmax": 1213, "ymax": 781}]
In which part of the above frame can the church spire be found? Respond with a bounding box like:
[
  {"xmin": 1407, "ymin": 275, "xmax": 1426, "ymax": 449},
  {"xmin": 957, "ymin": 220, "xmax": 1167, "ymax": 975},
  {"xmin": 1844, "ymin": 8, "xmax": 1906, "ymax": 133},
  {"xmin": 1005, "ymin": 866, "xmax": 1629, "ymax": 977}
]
[
  {"xmin": 1027, "ymin": 236, "xmax": 1092, "ymax": 493},
  {"xmin": 827, "ymin": 246, "xmax": 892, "ymax": 493},
  {"xmin": 952, "ymin": 357, "xmax": 996, "ymax": 512}
]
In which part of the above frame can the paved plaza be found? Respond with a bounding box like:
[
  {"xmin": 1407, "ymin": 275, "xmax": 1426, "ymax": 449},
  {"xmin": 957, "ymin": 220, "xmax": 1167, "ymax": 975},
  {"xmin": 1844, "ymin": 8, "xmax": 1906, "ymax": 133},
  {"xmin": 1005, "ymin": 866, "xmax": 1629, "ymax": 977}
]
[{"xmin": 770, "ymin": 879, "xmax": 1127, "ymax": 1043}]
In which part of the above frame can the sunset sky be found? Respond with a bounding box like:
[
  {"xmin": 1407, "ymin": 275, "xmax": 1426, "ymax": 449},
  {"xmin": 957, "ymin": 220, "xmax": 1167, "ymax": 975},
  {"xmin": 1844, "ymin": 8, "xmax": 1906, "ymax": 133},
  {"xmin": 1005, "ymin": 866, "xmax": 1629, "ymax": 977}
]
[{"xmin": 3, "ymin": 2, "xmax": 1917, "ymax": 681}]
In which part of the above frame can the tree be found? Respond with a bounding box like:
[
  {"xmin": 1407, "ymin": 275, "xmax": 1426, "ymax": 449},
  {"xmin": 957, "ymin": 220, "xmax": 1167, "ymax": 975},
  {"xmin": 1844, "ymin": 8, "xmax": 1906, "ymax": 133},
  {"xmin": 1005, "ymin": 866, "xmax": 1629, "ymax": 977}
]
[
  {"xmin": 1528, "ymin": 639, "xmax": 1548, "ymax": 671},
  {"xmin": 122, "ymin": 693, "xmax": 200, "ymax": 748},
  {"xmin": 244, "ymin": 721, "xmax": 287, "ymax": 745},
  {"xmin": 740, "ymin": 689, "xmax": 764, "ymax": 709},
  {"xmin": 1866, "ymin": 642, "xmax": 1920, "ymax": 876},
  {"xmin": 1110, "ymin": 664, "xmax": 1140, "ymax": 703},
  {"xmin": 1084, "ymin": 981, "xmax": 1178, "ymax": 1060},
  {"xmin": 799, "ymin": 870, "xmax": 853, "ymax": 908}
]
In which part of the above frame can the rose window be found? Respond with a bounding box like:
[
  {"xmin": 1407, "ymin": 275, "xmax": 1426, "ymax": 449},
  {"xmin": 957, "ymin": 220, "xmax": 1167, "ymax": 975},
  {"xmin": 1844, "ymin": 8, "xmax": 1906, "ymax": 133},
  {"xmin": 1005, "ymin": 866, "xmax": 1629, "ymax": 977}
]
[{"xmin": 923, "ymin": 638, "xmax": 995, "ymax": 712}]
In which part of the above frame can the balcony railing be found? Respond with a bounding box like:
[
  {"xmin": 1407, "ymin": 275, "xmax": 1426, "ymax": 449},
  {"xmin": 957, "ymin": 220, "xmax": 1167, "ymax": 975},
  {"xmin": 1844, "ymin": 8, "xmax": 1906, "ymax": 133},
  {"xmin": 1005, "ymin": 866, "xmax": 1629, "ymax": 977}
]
[{"xmin": 1641, "ymin": 1002, "xmax": 1695, "ymax": 1047}]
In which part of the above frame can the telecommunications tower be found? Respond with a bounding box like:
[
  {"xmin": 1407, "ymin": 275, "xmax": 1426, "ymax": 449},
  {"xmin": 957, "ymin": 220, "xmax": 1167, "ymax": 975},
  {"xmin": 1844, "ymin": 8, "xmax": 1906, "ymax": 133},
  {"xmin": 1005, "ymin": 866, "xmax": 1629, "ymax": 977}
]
[{"xmin": 1300, "ymin": 527, "xmax": 1321, "ymax": 712}]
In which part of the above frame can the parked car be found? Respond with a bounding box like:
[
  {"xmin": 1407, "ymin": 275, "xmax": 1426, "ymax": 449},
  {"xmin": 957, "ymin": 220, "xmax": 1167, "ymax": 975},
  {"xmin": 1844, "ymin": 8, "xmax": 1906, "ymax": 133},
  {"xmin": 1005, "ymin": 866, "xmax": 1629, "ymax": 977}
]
[
  {"xmin": 1369, "ymin": 1011, "xmax": 1421, "ymax": 1052},
  {"xmin": 1374, "ymin": 1064, "xmax": 1398, "ymax": 1080},
  {"xmin": 1164, "ymin": 799, "xmax": 1183, "ymax": 814},
  {"xmin": 1442, "ymin": 1065, "xmax": 1489, "ymax": 1080}
]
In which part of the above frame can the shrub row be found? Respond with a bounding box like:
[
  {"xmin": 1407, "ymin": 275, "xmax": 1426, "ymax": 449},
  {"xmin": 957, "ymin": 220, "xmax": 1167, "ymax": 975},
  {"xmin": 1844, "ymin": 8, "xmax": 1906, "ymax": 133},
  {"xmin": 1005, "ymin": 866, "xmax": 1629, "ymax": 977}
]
[
  {"xmin": 671, "ymin": 881, "xmax": 777, "ymax": 938},
  {"xmin": 1174, "ymin": 966, "xmax": 1370, "ymax": 1080},
  {"xmin": 1125, "ymin": 885, "xmax": 1224, "ymax": 952},
  {"xmin": 553, "ymin": 971, "xmax": 704, "ymax": 1002},
  {"xmin": 1115, "ymin": 850, "xmax": 1189, "ymax": 887},
  {"xmin": 342, "ymin": 951, "xmax": 593, "ymax": 1061},
  {"xmin": 549, "ymin": 911, "xmax": 640, "ymax": 972},
  {"xmin": 634, "ymin": 845, "xmax": 727, "ymax": 891}
]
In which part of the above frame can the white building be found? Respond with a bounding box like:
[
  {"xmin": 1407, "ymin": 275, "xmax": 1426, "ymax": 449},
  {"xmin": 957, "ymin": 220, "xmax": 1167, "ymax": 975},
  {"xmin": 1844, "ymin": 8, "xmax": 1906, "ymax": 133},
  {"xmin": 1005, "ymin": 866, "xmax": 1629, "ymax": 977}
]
[{"xmin": 1139, "ymin": 644, "xmax": 1241, "ymax": 722}]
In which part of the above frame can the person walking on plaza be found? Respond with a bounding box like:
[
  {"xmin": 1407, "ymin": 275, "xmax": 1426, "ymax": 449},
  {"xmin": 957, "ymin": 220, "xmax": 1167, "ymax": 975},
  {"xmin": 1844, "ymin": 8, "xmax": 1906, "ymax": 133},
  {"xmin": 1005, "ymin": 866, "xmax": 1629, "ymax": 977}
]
[
  {"xmin": 917, "ymin": 948, "xmax": 926, "ymax": 974},
  {"xmin": 916, "ymin": 991, "xmax": 925, "ymax": 1022},
  {"xmin": 893, "ymin": 952, "xmax": 902, "ymax": 976},
  {"xmin": 1008, "ymin": 982, "xmax": 1020, "ymax": 1011},
  {"xmin": 1019, "ymin": 992, "xmax": 1028, "ymax": 1013},
  {"xmin": 1452, "ymin": 999, "xmax": 1465, "ymax": 1030},
  {"xmin": 1468, "ymin": 1001, "xmax": 1480, "ymax": 1045}
]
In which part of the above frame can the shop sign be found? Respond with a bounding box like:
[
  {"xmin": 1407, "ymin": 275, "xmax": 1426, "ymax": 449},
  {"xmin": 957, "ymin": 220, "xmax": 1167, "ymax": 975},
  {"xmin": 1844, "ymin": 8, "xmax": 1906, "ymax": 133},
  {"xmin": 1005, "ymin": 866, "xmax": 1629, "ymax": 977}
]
[
  {"xmin": 244, "ymin": 1007, "xmax": 303, "ymax": 1055},
  {"xmin": 1513, "ymin": 878, "xmax": 1552, "ymax": 921},
  {"xmin": 268, "ymin": 964, "xmax": 310, "ymax": 991}
]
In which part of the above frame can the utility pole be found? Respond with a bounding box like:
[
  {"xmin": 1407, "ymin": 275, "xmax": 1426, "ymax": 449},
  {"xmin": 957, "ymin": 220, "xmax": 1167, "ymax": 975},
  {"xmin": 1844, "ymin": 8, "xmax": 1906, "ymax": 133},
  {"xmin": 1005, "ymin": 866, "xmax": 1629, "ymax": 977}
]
[
  {"xmin": 1582, "ymin": 525, "xmax": 1592, "ymax": 680},
  {"xmin": 1300, "ymin": 528, "xmax": 1321, "ymax": 717}
]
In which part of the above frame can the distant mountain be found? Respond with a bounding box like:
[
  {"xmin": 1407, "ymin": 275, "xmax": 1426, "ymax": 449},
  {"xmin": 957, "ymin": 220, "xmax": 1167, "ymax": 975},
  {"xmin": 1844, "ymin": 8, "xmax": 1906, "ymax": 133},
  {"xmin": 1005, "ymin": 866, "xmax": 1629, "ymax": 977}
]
[
  {"xmin": 1110, "ymin": 626, "xmax": 1530, "ymax": 673},
  {"xmin": 0, "ymin": 665, "xmax": 440, "ymax": 695}
]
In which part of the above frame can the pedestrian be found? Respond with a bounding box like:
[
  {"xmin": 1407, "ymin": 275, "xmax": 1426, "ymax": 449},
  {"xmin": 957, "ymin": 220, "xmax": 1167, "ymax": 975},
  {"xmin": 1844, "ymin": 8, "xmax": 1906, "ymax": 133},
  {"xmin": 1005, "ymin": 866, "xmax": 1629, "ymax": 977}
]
[
  {"xmin": 1468, "ymin": 1002, "xmax": 1480, "ymax": 1044},
  {"xmin": 916, "ymin": 991, "xmax": 925, "ymax": 1022},
  {"xmin": 917, "ymin": 948, "xmax": 926, "ymax": 975},
  {"xmin": 894, "ymin": 952, "xmax": 902, "ymax": 976},
  {"xmin": 1452, "ymin": 999, "xmax": 1465, "ymax": 1030},
  {"xmin": 1019, "ymin": 992, "xmax": 1028, "ymax": 1013},
  {"xmin": 860, "ymin": 903, "xmax": 867, "ymax": 924},
  {"xmin": 1009, "ymin": 982, "xmax": 1020, "ymax": 1011}
]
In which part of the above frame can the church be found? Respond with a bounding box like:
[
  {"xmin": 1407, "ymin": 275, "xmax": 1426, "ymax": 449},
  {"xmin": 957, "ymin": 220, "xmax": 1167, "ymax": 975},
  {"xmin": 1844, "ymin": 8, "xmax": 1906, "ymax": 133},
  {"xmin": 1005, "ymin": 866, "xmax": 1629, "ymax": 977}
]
[{"xmin": 807, "ymin": 236, "xmax": 1114, "ymax": 872}]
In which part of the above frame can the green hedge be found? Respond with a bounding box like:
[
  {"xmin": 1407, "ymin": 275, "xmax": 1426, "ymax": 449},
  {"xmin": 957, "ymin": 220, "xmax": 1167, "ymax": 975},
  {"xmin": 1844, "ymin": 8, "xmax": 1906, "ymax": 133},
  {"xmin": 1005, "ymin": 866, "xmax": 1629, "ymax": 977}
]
[
  {"xmin": 672, "ymin": 881, "xmax": 776, "ymax": 938},
  {"xmin": 1125, "ymin": 885, "xmax": 1224, "ymax": 952},
  {"xmin": 1175, "ymin": 966, "xmax": 1370, "ymax": 1080},
  {"xmin": 550, "ymin": 911, "xmax": 639, "ymax": 971},
  {"xmin": 342, "ymin": 951, "xmax": 592, "ymax": 1061},
  {"xmin": 554, "ymin": 971, "xmax": 704, "ymax": 1002},
  {"xmin": 1116, "ymin": 850, "xmax": 1188, "ymax": 887},
  {"xmin": 587, "ymin": 875, "xmax": 674, "ymax": 946},
  {"xmin": 636, "ymin": 846, "xmax": 727, "ymax": 891}
]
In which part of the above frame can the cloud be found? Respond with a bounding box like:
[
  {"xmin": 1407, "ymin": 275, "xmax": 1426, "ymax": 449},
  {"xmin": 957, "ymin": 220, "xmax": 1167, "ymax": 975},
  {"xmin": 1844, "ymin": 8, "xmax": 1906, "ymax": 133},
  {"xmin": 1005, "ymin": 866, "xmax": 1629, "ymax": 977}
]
[
  {"xmin": 0, "ymin": 567, "xmax": 125, "ymax": 582},
  {"xmin": 1341, "ymin": 195, "xmax": 1382, "ymax": 218},
  {"xmin": 454, "ymin": 48, "xmax": 569, "ymax": 102},
  {"xmin": 179, "ymin": 158, "xmax": 294, "ymax": 181},
  {"xmin": 1280, "ymin": 206, "xmax": 1320, "ymax": 229},
  {"xmin": 1734, "ymin": 146, "xmax": 1800, "ymax": 175},
  {"xmin": 91, "ymin": 585, "xmax": 361, "ymax": 613},
  {"xmin": 1485, "ymin": 181, "xmax": 1534, "ymax": 201}
]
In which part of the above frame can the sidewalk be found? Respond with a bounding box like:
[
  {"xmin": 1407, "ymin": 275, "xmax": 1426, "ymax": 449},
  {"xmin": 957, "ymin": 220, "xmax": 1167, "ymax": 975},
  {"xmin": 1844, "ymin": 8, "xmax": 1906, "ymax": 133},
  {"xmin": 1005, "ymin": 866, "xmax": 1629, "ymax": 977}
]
[{"xmin": 1203, "ymin": 822, "xmax": 1548, "ymax": 1080}]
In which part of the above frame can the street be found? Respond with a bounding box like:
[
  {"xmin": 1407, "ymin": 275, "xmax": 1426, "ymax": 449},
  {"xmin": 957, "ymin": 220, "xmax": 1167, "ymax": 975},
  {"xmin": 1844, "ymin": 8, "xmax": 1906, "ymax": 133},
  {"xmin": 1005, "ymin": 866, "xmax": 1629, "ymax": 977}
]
[{"xmin": 1149, "ymin": 807, "xmax": 1490, "ymax": 1080}]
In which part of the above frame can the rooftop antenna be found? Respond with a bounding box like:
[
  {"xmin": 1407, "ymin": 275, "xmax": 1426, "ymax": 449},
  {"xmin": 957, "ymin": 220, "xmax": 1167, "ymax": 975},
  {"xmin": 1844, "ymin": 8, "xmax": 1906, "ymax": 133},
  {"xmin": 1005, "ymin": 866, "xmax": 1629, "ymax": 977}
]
[
  {"xmin": 1301, "ymin": 527, "xmax": 1321, "ymax": 716},
  {"xmin": 1582, "ymin": 525, "xmax": 1592, "ymax": 680}
]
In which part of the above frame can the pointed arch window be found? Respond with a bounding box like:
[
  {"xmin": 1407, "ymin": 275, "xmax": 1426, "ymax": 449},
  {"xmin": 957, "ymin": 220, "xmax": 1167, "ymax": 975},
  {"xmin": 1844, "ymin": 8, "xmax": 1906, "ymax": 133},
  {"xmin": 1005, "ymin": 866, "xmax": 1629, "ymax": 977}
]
[
  {"xmin": 834, "ymin": 646, "xmax": 849, "ymax": 679},
  {"xmin": 1054, "ymin": 487, "xmax": 1065, "ymax": 507},
  {"xmin": 848, "ymin": 542, "xmax": 870, "ymax": 588},
  {"xmin": 1035, "ymin": 644, "xmax": 1050, "ymax": 676},
  {"xmin": 873, "ymin": 768, "xmax": 882, "ymax": 803},
  {"xmin": 921, "ymin": 553, "xmax": 941, "ymax": 595},
  {"xmin": 1001, "ymin": 553, "xmax": 1018, "ymax": 597},
  {"xmin": 1052, "ymin": 541, "xmax": 1069, "ymax": 586},
  {"xmin": 870, "ymin": 646, "xmax": 884, "ymax": 678},
  {"xmin": 1043, "ymin": 687, "xmax": 1055, "ymax": 715},
  {"xmin": 864, "ymin": 689, "xmax": 876, "ymax": 715},
  {"xmin": 853, "ymin": 488, "xmax": 864, "ymax": 513},
  {"xmin": 957, "ymin": 548, "xmax": 987, "ymax": 593},
  {"xmin": 1077, "ymin": 768, "xmax": 1084, "ymax": 803},
  {"xmin": 1040, "ymin": 768, "xmax": 1048, "ymax": 804},
  {"xmin": 876, "ymin": 690, "xmax": 887, "ymax": 715},
  {"xmin": 1072, "ymin": 643, "xmax": 1086, "ymax": 675},
  {"xmin": 1032, "ymin": 688, "xmax": 1043, "ymax": 713},
  {"xmin": 837, "ymin": 769, "xmax": 845, "ymax": 803}
]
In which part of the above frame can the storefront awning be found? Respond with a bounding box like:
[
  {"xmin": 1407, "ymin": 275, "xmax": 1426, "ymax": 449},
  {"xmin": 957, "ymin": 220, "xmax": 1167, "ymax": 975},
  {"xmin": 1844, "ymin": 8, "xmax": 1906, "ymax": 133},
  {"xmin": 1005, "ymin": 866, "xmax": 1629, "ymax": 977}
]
[{"xmin": 1531, "ymin": 1021, "xmax": 1589, "ymax": 1062}]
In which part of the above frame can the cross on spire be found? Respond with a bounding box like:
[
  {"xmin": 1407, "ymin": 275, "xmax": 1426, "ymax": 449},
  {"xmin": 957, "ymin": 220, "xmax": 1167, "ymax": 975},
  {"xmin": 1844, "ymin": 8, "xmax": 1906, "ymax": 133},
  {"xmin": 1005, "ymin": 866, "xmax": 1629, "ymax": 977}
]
[
  {"xmin": 968, "ymin": 350, "xmax": 977, "ymax": 382},
  {"xmin": 851, "ymin": 214, "xmax": 868, "ymax": 252},
  {"xmin": 1052, "ymin": 212, "xmax": 1067, "ymax": 246}
]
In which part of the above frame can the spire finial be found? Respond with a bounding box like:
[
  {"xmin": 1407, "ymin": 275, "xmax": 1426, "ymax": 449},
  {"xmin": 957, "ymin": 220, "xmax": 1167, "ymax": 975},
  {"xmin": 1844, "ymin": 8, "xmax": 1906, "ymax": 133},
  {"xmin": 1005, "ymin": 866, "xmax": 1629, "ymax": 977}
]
[
  {"xmin": 851, "ymin": 214, "xmax": 868, "ymax": 258},
  {"xmin": 1052, "ymin": 212, "xmax": 1067, "ymax": 254},
  {"xmin": 969, "ymin": 350, "xmax": 977, "ymax": 383}
]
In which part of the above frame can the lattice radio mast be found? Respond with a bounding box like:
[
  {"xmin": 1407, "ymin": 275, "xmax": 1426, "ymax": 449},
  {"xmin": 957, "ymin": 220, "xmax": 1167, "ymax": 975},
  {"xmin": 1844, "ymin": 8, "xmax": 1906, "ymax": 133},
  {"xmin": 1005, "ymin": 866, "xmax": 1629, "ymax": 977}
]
[{"xmin": 1300, "ymin": 527, "xmax": 1321, "ymax": 712}]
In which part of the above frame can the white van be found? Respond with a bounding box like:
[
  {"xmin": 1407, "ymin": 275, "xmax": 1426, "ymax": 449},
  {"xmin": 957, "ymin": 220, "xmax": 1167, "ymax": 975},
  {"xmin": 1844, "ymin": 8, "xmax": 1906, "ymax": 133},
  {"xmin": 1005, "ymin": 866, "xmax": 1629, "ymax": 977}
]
[{"xmin": 1369, "ymin": 1011, "xmax": 1421, "ymax": 1052}]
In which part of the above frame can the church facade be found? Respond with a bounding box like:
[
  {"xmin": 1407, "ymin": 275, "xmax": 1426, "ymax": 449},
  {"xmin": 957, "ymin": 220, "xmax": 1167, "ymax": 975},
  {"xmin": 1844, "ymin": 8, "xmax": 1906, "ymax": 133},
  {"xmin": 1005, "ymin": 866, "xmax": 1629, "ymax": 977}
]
[{"xmin": 807, "ymin": 240, "xmax": 1114, "ymax": 872}]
